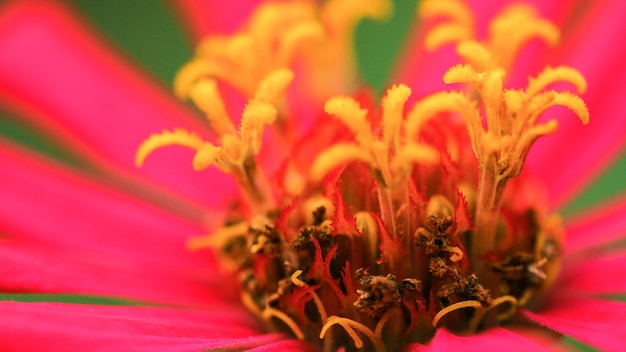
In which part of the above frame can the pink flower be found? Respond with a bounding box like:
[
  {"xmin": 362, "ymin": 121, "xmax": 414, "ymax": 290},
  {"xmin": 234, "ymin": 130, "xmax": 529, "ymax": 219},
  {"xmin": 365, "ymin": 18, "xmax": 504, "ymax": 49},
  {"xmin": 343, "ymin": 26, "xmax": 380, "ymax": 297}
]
[{"xmin": 0, "ymin": 0, "xmax": 625, "ymax": 351}]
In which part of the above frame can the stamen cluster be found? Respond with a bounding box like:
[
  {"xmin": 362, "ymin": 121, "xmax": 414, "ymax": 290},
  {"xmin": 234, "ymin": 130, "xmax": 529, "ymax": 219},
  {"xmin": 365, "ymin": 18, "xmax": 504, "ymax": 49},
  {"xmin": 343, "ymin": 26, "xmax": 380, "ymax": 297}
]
[{"xmin": 136, "ymin": 1, "xmax": 589, "ymax": 351}]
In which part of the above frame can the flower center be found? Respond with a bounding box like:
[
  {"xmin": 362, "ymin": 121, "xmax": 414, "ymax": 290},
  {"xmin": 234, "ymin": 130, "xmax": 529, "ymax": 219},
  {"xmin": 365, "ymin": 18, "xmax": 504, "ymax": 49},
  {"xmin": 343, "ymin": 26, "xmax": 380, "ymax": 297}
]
[{"xmin": 136, "ymin": 1, "xmax": 589, "ymax": 351}]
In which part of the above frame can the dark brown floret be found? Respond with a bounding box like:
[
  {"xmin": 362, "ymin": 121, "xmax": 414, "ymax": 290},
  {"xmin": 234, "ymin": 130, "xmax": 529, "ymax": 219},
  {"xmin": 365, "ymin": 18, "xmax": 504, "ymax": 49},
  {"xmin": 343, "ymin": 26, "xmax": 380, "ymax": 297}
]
[{"xmin": 354, "ymin": 269, "xmax": 403, "ymax": 318}]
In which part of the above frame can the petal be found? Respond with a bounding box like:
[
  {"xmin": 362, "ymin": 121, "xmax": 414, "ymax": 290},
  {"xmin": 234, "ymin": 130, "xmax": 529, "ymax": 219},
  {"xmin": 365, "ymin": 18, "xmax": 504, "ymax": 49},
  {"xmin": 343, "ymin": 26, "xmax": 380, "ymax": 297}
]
[
  {"xmin": 0, "ymin": 1, "xmax": 235, "ymax": 208},
  {"xmin": 0, "ymin": 140, "xmax": 238, "ymax": 305},
  {"xmin": 0, "ymin": 140, "xmax": 204, "ymax": 269},
  {"xmin": 563, "ymin": 193, "xmax": 626, "ymax": 254},
  {"xmin": 246, "ymin": 339, "xmax": 319, "ymax": 352},
  {"xmin": 524, "ymin": 295, "xmax": 626, "ymax": 351},
  {"xmin": 172, "ymin": 0, "xmax": 262, "ymax": 40},
  {"xmin": 524, "ymin": 0, "xmax": 626, "ymax": 208},
  {"xmin": 407, "ymin": 327, "xmax": 551, "ymax": 351},
  {"xmin": 559, "ymin": 250, "xmax": 626, "ymax": 295},
  {"xmin": 0, "ymin": 301, "xmax": 283, "ymax": 351},
  {"xmin": 0, "ymin": 242, "xmax": 228, "ymax": 306}
]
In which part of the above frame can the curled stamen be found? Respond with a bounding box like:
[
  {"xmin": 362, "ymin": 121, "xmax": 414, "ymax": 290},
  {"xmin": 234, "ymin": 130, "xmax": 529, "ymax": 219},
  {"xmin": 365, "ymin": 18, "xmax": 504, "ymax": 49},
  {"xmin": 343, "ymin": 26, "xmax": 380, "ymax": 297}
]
[
  {"xmin": 432, "ymin": 300, "xmax": 482, "ymax": 327},
  {"xmin": 320, "ymin": 316, "xmax": 385, "ymax": 352},
  {"xmin": 263, "ymin": 307, "xmax": 306, "ymax": 340},
  {"xmin": 290, "ymin": 270, "xmax": 328, "ymax": 321},
  {"xmin": 468, "ymin": 295, "xmax": 518, "ymax": 333}
]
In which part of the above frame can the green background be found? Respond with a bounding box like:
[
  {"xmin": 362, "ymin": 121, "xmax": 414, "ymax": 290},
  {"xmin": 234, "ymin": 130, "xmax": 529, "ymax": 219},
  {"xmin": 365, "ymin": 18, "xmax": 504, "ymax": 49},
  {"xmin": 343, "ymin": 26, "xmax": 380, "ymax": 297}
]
[{"xmin": 1, "ymin": 1, "xmax": 620, "ymax": 350}]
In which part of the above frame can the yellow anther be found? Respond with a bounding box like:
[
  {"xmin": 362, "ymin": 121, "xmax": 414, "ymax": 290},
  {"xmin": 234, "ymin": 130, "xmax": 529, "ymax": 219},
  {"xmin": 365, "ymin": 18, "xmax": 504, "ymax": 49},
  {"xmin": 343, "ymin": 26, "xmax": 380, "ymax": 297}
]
[
  {"xmin": 419, "ymin": 0, "xmax": 474, "ymax": 51},
  {"xmin": 323, "ymin": 0, "xmax": 392, "ymax": 31},
  {"xmin": 192, "ymin": 143, "xmax": 223, "ymax": 171},
  {"xmin": 382, "ymin": 84, "xmax": 411, "ymax": 152},
  {"xmin": 456, "ymin": 41, "xmax": 493, "ymax": 72},
  {"xmin": 254, "ymin": 69, "xmax": 294, "ymax": 103},
  {"xmin": 442, "ymin": 63, "xmax": 481, "ymax": 84},
  {"xmin": 422, "ymin": 1, "xmax": 560, "ymax": 72},
  {"xmin": 488, "ymin": 4, "xmax": 559, "ymax": 70},
  {"xmin": 239, "ymin": 101, "xmax": 277, "ymax": 156},
  {"xmin": 277, "ymin": 20, "xmax": 325, "ymax": 64},
  {"xmin": 526, "ymin": 66, "xmax": 587, "ymax": 97},
  {"xmin": 187, "ymin": 222, "xmax": 250, "ymax": 251},
  {"xmin": 405, "ymin": 91, "xmax": 478, "ymax": 140},
  {"xmin": 419, "ymin": 0, "xmax": 473, "ymax": 26},
  {"xmin": 189, "ymin": 79, "xmax": 236, "ymax": 137},
  {"xmin": 391, "ymin": 144, "xmax": 439, "ymax": 176},
  {"xmin": 135, "ymin": 129, "xmax": 205, "ymax": 167},
  {"xmin": 325, "ymin": 96, "xmax": 375, "ymax": 144},
  {"xmin": 311, "ymin": 143, "xmax": 373, "ymax": 182},
  {"xmin": 424, "ymin": 23, "xmax": 474, "ymax": 52}
]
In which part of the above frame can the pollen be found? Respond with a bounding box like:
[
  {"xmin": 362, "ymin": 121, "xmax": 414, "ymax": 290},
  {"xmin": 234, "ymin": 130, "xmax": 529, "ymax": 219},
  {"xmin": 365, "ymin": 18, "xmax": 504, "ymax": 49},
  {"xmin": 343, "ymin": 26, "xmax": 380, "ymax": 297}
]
[{"xmin": 138, "ymin": 1, "xmax": 590, "ymax": 351}]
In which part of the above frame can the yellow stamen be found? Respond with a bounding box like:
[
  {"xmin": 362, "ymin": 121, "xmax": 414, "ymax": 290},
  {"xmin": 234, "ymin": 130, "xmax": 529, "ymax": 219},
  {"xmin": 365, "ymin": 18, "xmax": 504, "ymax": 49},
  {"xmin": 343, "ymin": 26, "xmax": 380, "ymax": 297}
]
[
  {"xmin": 382, "ymin": 84, "xmax": 412, "ymax": 153},
  {"xmin": 319, "ymin": 316, "xmax": 385, "ymax": 352},
  {"xmin": 527, "ymin": 66, "xmax": 587, "ymax": 96},
  {"xmin": 311, "ymin": 143, "xmax": 374, "ymax": 182},
  {"xmin": 432, "ymin": 300, "xmax": 482, "ymax": 328},
  {"xmin": 263, "ymin": 307, "xmax": 306, "ymax": 340},
  {"xmin": 468, "ymin": 295, "xmax": 518, "ymax": 332},
  {"xmin": 239, "ymin": 101, "xmax": 277, "ymax": 158},
  {"xmin": 135, "ymin": 129, "xmax": 205, "ymax": 167},
  {"xmin": 420, "ymin": 0, "xmax": 474, "ymax": 51},
  {"xmin": 488, "ymin": 4, "xmax": 559, "ymax": 70},
  {"xmin": 254, "ymin": 68, "xmax": 294, "ymax": 103},
  {"xmin": 187, "ymin": 222, "xmax": 250, "ymax": 251},
  {"xmin": 325, "ymin": 96, "xmax": 375, "ymax": 145},
  {"xmin": 291, "ymin": 270, "xmax": 328, "ymax": 322},
  {"xmin": 189, "ymin": 79, "xmax": 236, "ymax": 137}
]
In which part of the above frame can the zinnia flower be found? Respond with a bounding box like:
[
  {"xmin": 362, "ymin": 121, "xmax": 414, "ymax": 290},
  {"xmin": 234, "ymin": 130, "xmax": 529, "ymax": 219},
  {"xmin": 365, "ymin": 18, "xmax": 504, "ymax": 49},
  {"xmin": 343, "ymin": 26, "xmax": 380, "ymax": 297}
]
[{"xmin": 0, "ymin": 0, "xmax": 625, "ymax": 351}]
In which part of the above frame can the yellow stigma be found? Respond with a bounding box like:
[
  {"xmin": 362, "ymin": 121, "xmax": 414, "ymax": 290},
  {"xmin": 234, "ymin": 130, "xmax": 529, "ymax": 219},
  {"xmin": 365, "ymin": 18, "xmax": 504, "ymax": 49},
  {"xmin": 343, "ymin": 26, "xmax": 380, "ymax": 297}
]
[
  {"xmin": 420, "ymin": 0, "xmax": 559, "ymax": 71},
  {"xmin": 137, "ymin": 69, "xmax": 293, "ymax": 213},
  {"xmin": 311, "ymin": 85, "xmax": 439, "ymax": 188},
  {"xmin": 175, "ymin": 0, "xmax": 392, "ymax": 103}
]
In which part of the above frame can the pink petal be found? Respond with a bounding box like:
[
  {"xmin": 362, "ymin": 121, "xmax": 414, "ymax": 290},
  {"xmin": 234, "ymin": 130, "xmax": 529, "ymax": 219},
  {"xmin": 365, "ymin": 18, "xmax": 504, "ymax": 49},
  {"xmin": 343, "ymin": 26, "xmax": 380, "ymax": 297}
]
[
  {"xmin": 524, "ymin": 295, "xmax": 626, "ymax": 351},
  {"xmin": 0, "ymin": 1, "xmax": 235, "ymax": 208},
  {"xmin": 563, "ymin": 193, "xmax": 626, "ymax": 254},
  {"xmin": 0, "ymin": 301, "xmax": 284, "ymax": 351},
  {"xmin": 0, "ymin": 140, "xmax": 239, "ymax": 304},
  {"xmin": 558, "ymin": 250, "xmax": 626, "ymax": 295},
  {"xmin": 0, "ymin": 242, "xmax": 230, "ymax": 306},
  {"xmin": 523, "ymin": 0, "xmax": 626, "ymax": 208},
  {"xmin": 172, "ymin": 0, "xmax": 262, "ymax": 40},
  {"xmin": 246, "ymin": 339, "xmax": 318, "ymax": 352},
  {"xmin": 0, "ymin": 140, "xmax": 203, "ymax": 269},
  {"xmin": 407, "ymin": 327, "xmax": 551, "ymax": 351}
]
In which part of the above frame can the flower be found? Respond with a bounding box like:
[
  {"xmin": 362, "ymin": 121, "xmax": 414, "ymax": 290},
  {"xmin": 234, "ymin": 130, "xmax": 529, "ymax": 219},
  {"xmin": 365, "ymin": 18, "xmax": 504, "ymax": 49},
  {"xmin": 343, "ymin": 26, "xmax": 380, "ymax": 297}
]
[{"xmin": 0, "ymin": 0, "xmax": 625, "ymax": 351}]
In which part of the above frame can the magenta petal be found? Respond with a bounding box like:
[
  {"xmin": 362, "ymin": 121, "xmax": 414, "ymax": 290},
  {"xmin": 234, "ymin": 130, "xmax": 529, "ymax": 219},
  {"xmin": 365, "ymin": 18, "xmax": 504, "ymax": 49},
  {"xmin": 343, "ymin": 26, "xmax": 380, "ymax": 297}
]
[
  {"xmin": 558, "ymin": 250, "xmax": 626, "ymax": 295},
  {"xmin": 0, "ymin": 141, "xmax": 241, "ymax": 304},
  {"xmin": 524, "ymin": 295, "xmax": 626, "ymax": 351},
  {"xmin": 173, "ymin": 0, "xmax": 262, "ymax": 40},
  {"xmin": 0, "ymin": 140, "xmax": 207, "ymax": 270},
  {"xmin": 0, "ymin": 1, "xmax": 235, "ymax": 208},
  {"xmin": 563, "ymin": 194, "xmax": 626, "ymax": 254},
  {"xmin": 407, "ymin": 327, "xmax": 551, "ymax": 351},
  {"xmin": 0, "ymin": 242, "xmax": 230, "ymax": 306},
  {"xmin": 0, "ymin": 301, "xmax": 283, "ymax": 351},
  {"xmin": 524, "ymin": 0, "xmax": 626, "ymax": 208},
  {"xmin": 245, "ymin": 339, "xmax": 318, "ymax": 352}
]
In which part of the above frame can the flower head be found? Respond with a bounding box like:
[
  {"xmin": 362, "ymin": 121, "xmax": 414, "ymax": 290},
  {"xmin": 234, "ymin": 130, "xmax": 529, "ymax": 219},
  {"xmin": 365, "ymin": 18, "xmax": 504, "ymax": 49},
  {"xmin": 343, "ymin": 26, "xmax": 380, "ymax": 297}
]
[{"xmin": 1, "ymin": 0, "xmax": 626, "ymax": 351}]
